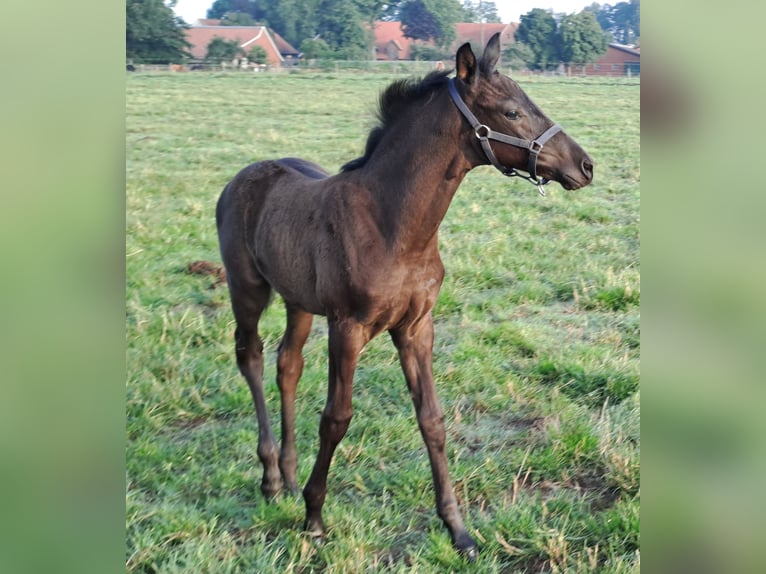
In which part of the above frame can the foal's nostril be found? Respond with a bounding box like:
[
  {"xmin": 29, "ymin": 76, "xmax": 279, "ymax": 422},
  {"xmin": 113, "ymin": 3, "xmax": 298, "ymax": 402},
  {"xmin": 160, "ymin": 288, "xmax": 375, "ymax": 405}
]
[{"xmin": 581, "ymin": 157, "xmax": 594, "ymax": 180}]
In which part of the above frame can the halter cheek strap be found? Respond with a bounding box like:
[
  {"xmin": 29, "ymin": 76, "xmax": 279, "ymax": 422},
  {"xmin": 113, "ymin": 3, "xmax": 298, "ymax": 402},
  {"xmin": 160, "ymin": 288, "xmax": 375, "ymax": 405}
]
[{"xmin": 448, "ymin": 78, "xmax": 562, "ymax": 196}]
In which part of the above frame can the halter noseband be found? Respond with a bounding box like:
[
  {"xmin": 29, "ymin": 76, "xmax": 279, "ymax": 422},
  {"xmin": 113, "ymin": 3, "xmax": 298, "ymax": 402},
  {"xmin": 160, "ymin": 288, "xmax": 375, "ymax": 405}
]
[{"xmin": 448, "ymin": 78, "xmax": 562, "ymax": 197}]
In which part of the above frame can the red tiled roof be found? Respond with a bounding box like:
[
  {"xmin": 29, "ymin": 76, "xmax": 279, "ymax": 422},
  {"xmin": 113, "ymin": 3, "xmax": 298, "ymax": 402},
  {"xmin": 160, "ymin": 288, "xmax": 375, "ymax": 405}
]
[
  {"xmin": 372, "ymin": 21, "xmax": 415, "ymax": 60},
  {"xmin": 185, "ymin": 26, "xmax": 299, "ymax": 65},
  {"xmin": 370, "ymin": 21, "xmax": 518, "ymax": 61},
  {"xmin": 608, "ymin": 43, "xmax": 640, "ymax": 57},
  {"xmin": 272, "ymin": 31, "xmax": 300, "ymax": 56},
  {"xmin": 452, "ymin": 23, "xmax": 517, "ymax": 51}
]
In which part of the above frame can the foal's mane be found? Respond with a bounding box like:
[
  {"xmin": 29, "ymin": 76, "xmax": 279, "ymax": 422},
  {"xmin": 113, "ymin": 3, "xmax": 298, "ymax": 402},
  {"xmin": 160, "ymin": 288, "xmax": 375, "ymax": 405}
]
[{"xmin": 341, "ymin": 70, "xmax": 452, "ymax": 172}]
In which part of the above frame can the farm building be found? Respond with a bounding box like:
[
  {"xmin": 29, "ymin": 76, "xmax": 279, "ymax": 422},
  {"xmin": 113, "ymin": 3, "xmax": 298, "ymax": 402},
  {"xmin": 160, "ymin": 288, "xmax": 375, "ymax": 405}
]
[
  {"xmin": 370, "ymin": 22, "xmax": 638, "ymax": 77},
  {"xmin": 185, "ymin": 23, "xmax": 300, "ymax": 66},
  {"xmin": 184, "ymin": 21, "xmax": 638, "ymax": 77},
  {"xmin": 577, "ymin": 43, "xmax": 640, "ymax": 77},
  {"xmin": 373, "ymin": 21, "xmax": 417, "ymax": 60},
  {"xmin": 372, "ymin": 21, "xmax": 517, "ymax": 61},
  {"xmin": 451, "ymin": 22, "xmax": 518, "ymax": 52}
]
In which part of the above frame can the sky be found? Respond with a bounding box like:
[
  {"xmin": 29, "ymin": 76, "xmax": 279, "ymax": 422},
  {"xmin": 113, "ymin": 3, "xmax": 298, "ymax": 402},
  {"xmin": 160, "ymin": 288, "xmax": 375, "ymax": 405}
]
[{"xmin": 173, "ymin": 1, "xmax": 596, "ymax": 27}]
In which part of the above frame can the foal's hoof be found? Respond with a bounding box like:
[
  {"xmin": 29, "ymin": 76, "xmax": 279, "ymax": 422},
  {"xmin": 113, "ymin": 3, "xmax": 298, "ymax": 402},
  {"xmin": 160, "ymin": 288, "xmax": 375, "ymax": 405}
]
[
  {"xmin": 303, "ymin": 518, "xmax": 326, "ymax": 541},
  {"xmin": 455, "ymin": 533, "xmax": 479, "ymax": 561},
  {"xmin": 284, "ymin": 483, "xmax": 301, "ymax": 497},
  {"xmin": 461, "ymin": 544, "xmax": 479, "ymax": 562},
  {"xmin": 260, "ymin": 481, "xmax": 283, "ymax": 501},
  {"xmin": 308, "ymin": 533, "xmax": 326, "ymax": 548}
]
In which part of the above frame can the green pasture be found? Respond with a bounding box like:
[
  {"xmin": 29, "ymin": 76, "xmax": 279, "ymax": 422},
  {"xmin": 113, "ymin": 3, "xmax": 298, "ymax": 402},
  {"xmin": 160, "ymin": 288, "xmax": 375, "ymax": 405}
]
[{"xmin": 126, "ymin": 70, "xmax": 639, "ymax": 573}]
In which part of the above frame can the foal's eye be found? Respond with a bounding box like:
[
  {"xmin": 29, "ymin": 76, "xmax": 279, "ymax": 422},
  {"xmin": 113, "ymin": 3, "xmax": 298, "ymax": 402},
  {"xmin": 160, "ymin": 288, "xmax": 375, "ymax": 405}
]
[{"xmin": 505, "ymin": 110, "xmax": 521, "ymax": 121}]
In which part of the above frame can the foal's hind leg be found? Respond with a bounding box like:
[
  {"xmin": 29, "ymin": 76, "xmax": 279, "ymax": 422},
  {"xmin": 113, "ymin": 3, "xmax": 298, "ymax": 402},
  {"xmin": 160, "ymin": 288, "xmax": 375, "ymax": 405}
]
[
  {"xmin": 276, "ymin": 305, "xmax": 313, "ymax": 493},
  {"xmin": 229, "ymin": 281, "xmax": 283, "ymax": 499}
]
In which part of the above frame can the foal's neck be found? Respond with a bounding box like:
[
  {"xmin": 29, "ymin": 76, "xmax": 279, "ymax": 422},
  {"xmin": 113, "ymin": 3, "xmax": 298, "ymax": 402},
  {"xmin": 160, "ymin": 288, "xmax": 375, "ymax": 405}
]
[{"xmin": 359, "ymin": 94, "xmax": 472, "ymax": 252}]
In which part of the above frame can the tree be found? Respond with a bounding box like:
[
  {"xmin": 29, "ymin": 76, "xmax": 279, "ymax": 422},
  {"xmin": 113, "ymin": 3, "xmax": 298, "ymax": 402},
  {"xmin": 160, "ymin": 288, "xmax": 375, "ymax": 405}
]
[
  {"xmin": 221, "ymin": 11, "xmax": 257, "ymax": 25},
  {"xmin": 315, "ymin": 0, "xmax": 370, "ymax": 59},
  {"xmin": 355, "ymin": 0, "xmax": 395, "ymax": 24},
  {"xmin": 557, "ymin": 11, "xmax": 608, "ymax": 70},
  {"xmin": 514, "ymin": 8, "xmax": 559, "ymax": 70},
  {"xmin": 461, "ymin": 1, "xmax": 501, "ymax": 23},
  {"xmin": 126, "ymin": 0, "xmax": 191, "ymax": 64},
  {"xmin": 586, "ymin": 1, "xmax": 640, "ymax": 45},
  {"xmin": 585, "ymin": 2, "xmax": 613, "ymax": 33},
  {"xmin": 205, "ymin": 37, "xmax": 243, "ymax": 62},
  {"xmin": 300, "ymin": 37, "xmax": 333, "ymax": 59},
  {"xmin": 410, "ymin": 43, "xmax": 448, "ymax": 61},
  {"xmin": 262, "ymin": 0, "xmax": 320, "ymax": 49},
  {"xmin": 207, "ymin": 0, "xmax": 265, "ymax": 20},
  {"xmin": 247, "ymin": 45, "xmax": 269, "ymax": 64},
  {"xmin": 377, "ymin": 0, "xmax": 404, "ymax": 20},
  {"xmin": 502, "ymin": 42, "xmax": 535, "ymax": 71},
  {"xmin": 400, "ymin": 0, "xmax": 462, "ymax": 47},
  {"xmin": 401, "ymin": 0, "xmax": 441, "ymax": 42},
  {"xmin": 611, "ymin": 0, "xmax": 640, "ymax": 44}
]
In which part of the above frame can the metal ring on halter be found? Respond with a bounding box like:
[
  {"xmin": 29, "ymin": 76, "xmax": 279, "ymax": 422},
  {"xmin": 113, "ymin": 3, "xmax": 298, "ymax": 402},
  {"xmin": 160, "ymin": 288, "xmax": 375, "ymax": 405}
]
[{"xmin": 474, "ymin": 125, "xmax": 491, "ymax": 140}]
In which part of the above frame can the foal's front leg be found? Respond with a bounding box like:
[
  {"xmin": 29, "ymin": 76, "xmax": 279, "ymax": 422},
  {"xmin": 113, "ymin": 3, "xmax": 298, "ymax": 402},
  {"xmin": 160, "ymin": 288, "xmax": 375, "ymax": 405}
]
[
  {"xmin": 303, "ymin": 319, "xmax": 366, "ymax": 539},
  {"xmin": 391, "ymin": 315, "xmax": 478, "ymax": 559}
]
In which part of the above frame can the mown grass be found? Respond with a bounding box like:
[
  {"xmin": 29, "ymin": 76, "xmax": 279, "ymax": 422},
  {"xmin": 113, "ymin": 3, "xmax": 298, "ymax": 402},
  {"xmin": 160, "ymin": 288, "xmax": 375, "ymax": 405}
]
[{"xmin": 126, "ymin": 69, "xmax": 639, "ymax": 573}]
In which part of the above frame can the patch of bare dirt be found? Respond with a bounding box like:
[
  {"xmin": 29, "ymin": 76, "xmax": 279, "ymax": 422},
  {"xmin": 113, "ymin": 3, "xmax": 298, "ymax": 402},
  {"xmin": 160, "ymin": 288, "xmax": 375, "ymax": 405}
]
[{"xmin": 186, "ymin": 260, "xmax": 226, "ymax": 287}]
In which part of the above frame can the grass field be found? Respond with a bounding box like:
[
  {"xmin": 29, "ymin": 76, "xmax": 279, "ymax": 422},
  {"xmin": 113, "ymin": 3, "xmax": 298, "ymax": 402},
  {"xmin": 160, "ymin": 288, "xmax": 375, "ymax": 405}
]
[{"xmin": 126, "ymin": 69, "xmax": 639, "ymax": 573}]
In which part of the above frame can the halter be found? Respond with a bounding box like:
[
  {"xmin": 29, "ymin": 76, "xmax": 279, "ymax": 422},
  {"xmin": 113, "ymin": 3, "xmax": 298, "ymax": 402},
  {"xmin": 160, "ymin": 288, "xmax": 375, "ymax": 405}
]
[{"xmin": 448, "ymin": 78, "xmax": 562, "ymax": 197}]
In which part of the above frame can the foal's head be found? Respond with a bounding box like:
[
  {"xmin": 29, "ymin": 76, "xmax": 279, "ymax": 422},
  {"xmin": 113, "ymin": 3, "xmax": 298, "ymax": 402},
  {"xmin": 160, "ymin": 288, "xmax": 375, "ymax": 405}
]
[{"xmin": 453, "ymin": 34, "xmax": 594, "ymax": 191}]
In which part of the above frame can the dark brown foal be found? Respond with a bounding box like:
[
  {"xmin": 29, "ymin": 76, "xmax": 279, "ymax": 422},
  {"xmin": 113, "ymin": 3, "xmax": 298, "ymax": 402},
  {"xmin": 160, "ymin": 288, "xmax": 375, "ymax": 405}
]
[{"xmin": 216, "ymin": 33, "xmax": 593, "ymax": 559}]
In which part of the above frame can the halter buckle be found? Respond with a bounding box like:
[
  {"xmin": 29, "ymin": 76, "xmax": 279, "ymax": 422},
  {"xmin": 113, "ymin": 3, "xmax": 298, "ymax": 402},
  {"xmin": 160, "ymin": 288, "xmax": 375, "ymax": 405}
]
[{"xmin": 474, "ymin": 124, "xmax": 491, "ymax": 140}]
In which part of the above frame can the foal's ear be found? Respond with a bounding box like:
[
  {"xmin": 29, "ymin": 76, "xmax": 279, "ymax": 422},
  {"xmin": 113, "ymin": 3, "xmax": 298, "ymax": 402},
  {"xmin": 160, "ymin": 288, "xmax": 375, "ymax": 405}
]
[
  {"xmin": 479, "ymin": 32, "xmax": 501, "ymax": 74},
  {"xmin": 456, "ymin": 42, "xmax": 477, "ymax": 84}
]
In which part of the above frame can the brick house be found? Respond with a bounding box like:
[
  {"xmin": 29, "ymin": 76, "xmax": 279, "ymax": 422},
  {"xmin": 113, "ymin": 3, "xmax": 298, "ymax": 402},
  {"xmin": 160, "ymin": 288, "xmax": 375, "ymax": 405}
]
[
  {"xmin": 370, "ymin": 22, "xmax": 639, "ymax": 78},
  {"xmin": 372, "ymin": 21, "xmax": 518, "ymax": 61},
  {"xmin": 185, "ymin": 23, "xmax": 300, "ymax": 66},
  {"xmin": 372, "ymin": 21, "xmax": 416, "ymax": 60},
  {"xmin": 450, "ymin": 22, "xmax": 517, "ymax": 51},
  {"xmin": 576, "ymin": 43, "xmax": 640, "ymax": 77}
]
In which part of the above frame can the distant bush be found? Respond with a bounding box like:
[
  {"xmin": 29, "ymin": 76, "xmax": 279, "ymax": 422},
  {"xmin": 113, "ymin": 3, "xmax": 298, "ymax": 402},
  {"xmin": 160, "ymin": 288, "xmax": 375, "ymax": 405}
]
[
  {"xmin": 410, "ymin": 44, "xmax": 447, "ymax": 61},
  {"xmin": 205, "ymin": 37, "xmax": 242, "ymax": 62},
  {"xmin": 300, "ymin": 38, "xmax": 333, "ymax": 60},
  {"xmin": 247, "ymin": 45, "xmax": 268, "ymax": 65}
]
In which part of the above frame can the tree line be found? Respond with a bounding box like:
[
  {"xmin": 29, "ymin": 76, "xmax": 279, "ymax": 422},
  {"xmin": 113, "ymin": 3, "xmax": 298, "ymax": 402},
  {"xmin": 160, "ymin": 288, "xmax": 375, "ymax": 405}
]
[{"xmin": 126, "ymin": 0, "xmax": 639, "ymax": 69}]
